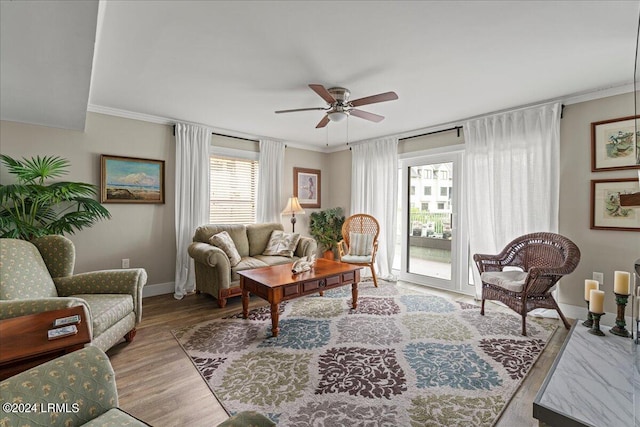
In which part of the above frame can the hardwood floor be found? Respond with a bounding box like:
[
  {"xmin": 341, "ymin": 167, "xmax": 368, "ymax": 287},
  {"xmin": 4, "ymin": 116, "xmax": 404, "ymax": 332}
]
[{"xmin": 107, "ymin": 282, "xmax": 569, "ymax": 426}]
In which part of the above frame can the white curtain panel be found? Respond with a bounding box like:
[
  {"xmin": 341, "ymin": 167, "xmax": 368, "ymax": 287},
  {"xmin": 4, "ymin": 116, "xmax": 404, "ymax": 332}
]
[
  {"xmin": 256, "ymin": 139, "xmax": 285, "ymax": 223},
  {"xmin": 464, "ymin": 102, "xmax": 562, "ymax": 303},
  {"xmin": 350, "ymin": 137, "xmax": 399, "ymax": 281},
  {"xmin": 174, "ymin": 123, "xmax": 211, "ymax": 299}
]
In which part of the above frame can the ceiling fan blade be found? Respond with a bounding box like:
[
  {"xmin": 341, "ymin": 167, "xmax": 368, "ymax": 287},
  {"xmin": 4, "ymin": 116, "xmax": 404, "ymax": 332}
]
[
  {"xmin": 315, "ymin": 115, "xmax": 330, "ymax": 128},
  {"xmin": 309, "ymin": 84, "xmax": 336, "ymax": 104},
  {"xmin": 350, "ymin": 91, "xmax": 398, "ymax": 107},
  {"xmin": 275, "ymin": 107, "xmax": 326, "ymax": 114},
  {"xmin": 350, "ymin": 109, "xmax": 384, "ymax": 122}
]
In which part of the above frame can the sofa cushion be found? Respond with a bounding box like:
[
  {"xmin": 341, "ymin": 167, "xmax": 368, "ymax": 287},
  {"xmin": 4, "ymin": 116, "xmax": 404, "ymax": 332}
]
[
  {"xmin": 210, "ymin": 231, "xmax": 242, "ymax": 266},
  {"xmin": 73, "ymin": 294, "xmax": 134, "ymax": 336},
  {"xmin": 349, "ymin": 232, "xmax": 373, "ymax": 256},
  {"xmin": 194, "ymin": 224, "xmax": 250, "ymax": 257},
  {"xmin": 253, "ymin": 254, "xmax": 299, "ymax": 266},
  {"xmin": 246, "ymin": 223, "xmax": 284, "ymax": 256},
  {"xmin": 230, "ymin": 257, "xmax": 269, "ymax": 282},
  {"xmin": 480, "ymin": 270, "xmax": 528, "ymax": 293},
  {"xmin": 262, "ymin": 230, "xmax": 300, "ymax": 257}
]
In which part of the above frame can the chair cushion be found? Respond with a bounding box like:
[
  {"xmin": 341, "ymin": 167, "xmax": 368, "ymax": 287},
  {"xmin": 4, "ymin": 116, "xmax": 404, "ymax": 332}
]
[
  {"xmin": 210, "ymin": 231, "xmax": 242, "ymax": 267},
  {"xmin": 84, "ymin": 408, "xmax": 151, "ymax": 427},
  {"xmin": 341, "ymin": 254, "xmax": 373, "ymax": 264},
  {"xmin": 348, "ymin": 232, "xmax": 373, "ymax": 256},
  {"xmin": 73, "ymin": 294, "xmax": 134, "ymax": 336},
  {"xmin": 480, "ymin": 271, "xmax": 528, "ymax": 293},
  {"xmin": 262, "ymin": 230, "xmax": 300, "ymax": 257}
]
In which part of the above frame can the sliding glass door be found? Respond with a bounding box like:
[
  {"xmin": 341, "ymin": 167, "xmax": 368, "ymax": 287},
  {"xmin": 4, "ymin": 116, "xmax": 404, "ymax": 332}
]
[{"xmin": 395, "ymin": 151, "xmax": 471, "ymax": 294}]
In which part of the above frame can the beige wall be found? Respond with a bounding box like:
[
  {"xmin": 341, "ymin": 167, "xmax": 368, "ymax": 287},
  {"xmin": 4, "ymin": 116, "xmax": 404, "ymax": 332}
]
[
  {"xmin": 2, "ymin": 93, "xmax": 637, "ymax": 309},
  {"xmin": 0, "ymin": 113, "xmax": 176, "ymax": 287},
  {"xmin": 558, "ymin": 92, "xmax": 638, "ymax": 314}
]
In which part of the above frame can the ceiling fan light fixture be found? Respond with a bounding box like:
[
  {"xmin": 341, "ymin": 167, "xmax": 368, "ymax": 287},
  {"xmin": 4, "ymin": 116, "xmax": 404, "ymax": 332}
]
[{"xmin": 328, "ymin": 111, "xmax": 348, "ymax": 122}]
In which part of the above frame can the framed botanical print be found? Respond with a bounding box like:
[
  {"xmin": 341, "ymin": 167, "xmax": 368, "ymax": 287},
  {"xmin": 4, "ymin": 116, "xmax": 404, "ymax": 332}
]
[
  {"xmin": 590, "ymin": 178, "xmax": 640, "ymax": 231},
  {"xmin": 294, "ymin": 167, "xmax": 321, "ymax": 208},
  {"xmin": 591, "ymin": 115, "xmax": 640, "ymax": 171}
]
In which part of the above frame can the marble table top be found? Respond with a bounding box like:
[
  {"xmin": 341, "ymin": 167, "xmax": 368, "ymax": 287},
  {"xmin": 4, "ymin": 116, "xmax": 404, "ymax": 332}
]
[{"xmin": 534, "ymin": 321, "xmax": 639, "ymax": 427}]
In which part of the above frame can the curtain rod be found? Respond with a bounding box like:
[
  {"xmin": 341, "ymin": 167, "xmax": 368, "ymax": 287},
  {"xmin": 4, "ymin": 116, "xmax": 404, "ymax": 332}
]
[
  {"xmin": 399, "ymin": 126, "xmax": 462, "ymax": 141},
  {"xmin": 172, "ymin": 125, "xmax": 259, "ymax": 143}
]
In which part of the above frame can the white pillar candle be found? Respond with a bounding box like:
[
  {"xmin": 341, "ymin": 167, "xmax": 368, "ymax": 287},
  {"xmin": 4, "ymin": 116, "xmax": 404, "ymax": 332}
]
[
  {"xmin": 589, "ymin": 290, "xmax": 605, "ymax": 314},
  {"xmin": 613, "ymin": 271, "xmax": 631, "ymax": 295},
  {"xmin": 584, "ymin": 279, "xmax": 599, "ymax": 301}
]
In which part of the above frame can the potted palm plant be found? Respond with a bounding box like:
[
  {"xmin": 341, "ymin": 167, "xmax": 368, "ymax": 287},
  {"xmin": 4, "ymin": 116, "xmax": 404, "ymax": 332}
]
[
  {"xmin": 0, "ymin": 154, "xmax": 111, "ymax": 240},
  {"xmin": 309, "ymin": 207, "xmax": 345, "ymax": 259}
]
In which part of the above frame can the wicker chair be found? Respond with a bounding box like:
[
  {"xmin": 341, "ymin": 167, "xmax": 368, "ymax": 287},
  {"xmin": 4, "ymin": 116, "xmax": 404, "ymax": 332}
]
[
  {"xmin": 338, "ymin": 214, "xmax": 380, "ymax": 287},
  {"xmin": 473, "ymin": 232, "xmax": 580, "ymax": 336}
]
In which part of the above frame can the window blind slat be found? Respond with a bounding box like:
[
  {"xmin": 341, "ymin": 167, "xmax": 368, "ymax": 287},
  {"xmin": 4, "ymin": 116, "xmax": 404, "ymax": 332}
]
[{"xmin": 209, "ymin": 156, "xmax": 259, "ymax": 224}]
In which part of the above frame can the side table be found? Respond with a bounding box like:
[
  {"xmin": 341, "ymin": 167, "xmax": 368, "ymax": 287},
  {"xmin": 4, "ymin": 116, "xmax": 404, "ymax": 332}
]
[{"xmin": 0, "ymin": 306, "xmax": 91, "ymax": 380}]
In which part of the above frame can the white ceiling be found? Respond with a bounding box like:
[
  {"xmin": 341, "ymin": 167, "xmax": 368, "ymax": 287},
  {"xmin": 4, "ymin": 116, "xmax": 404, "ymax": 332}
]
[{"xmin": 2, "ymin": 1, "xmax": 639, "ymax": 149}]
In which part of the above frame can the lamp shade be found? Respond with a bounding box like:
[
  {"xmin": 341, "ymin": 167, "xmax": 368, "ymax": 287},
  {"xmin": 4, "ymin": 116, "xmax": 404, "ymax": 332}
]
[{"xmin": 282, "ymin": 197, "xmax": 305, "ymax": 215}]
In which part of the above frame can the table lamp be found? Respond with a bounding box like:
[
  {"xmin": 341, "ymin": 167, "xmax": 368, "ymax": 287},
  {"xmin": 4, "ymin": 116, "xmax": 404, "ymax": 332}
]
[{"xmin": 282, "ymin": 197, "xmax": 305, "ymax": 232}]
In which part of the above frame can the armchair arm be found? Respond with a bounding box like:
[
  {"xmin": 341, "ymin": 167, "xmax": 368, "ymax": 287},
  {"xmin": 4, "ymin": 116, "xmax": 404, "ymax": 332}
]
[
  {"xmin": 54, "ymin": 269, "xmax": 147, "ymax": 324},
  {"xmin": 188, "ymin": 242, "xmax": 228, "ymax": 267},
  {"xmin": 473, "ymin": 252, "xmax": 515, "ymax": 273},
  {"xmin": 337, "ymin": 240, "xmax": 347, "ymax": 259},
  {"xmin": 0, "ymin": 297, "xmax": 89, "ymax": 324},
  {"xmin": 0, "ymin": 346, "xmax": 118, "ymax": 427}
]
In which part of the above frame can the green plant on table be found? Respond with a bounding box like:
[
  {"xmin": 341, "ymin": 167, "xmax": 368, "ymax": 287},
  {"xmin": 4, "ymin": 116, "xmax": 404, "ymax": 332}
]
[
  {"xmin": 0, "ymin": 154, "xmax": 111, "ymax": 240},
  {"xmin": 309, "ymin": 207, "xmax": 345, "ymax": 254}
]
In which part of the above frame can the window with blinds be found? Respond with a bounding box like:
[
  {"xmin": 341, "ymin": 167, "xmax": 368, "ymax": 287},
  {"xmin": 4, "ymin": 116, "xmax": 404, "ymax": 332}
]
[{"xmin": 209, "ymin": 156, "xmax": 259, "ymax": 224}]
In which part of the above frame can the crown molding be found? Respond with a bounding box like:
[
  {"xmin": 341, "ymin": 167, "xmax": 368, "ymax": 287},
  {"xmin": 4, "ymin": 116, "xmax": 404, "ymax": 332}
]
[{"xmin": 87, "ymin": 81, "xmax": 635, "ymax": 154}]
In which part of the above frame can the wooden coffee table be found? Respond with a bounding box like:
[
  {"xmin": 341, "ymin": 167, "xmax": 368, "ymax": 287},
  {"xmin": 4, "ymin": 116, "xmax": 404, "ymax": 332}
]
[
  {"xmin": 0, "ymin": 306, "xmax": 91, "ymax": 379},
  {"xmin": 239, "ymin": 258, "xmax": 361, "ymax": 337}
]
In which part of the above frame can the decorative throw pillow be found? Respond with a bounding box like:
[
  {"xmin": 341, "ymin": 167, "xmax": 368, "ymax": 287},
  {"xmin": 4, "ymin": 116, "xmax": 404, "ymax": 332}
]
[
  {"xmin": 209, "ymin": 231, "xmax": 242, "ymax": 266},
  {"xmin": 349, "ymin": 232, "xmax": 373, "ymax": 256},
  {"xmin": 262, "ymin": 230, "xmax": 301, "ymax": 257}
]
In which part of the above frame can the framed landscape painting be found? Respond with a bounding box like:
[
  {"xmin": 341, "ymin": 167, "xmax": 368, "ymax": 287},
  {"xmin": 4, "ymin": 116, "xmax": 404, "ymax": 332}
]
[
  {"xmin": 591, "ymin": 115, "xmax": 640, "ymax": 171},
  {"xmin": 294, "ymin": 167, "xmax": 321, "ymax": 208},
  {"xmin": 590, "ymin": 178, "xmax": 640, "ymax": 231},
  {"xmin": 101, "ymin": 155, "xmax": 165, "ymax": 204}
]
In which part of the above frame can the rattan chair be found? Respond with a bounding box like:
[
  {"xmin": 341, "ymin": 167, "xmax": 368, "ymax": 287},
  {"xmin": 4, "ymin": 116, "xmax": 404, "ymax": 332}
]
[
  {"xmin": 473, "ymin": 232, "xmax": 580, "ymax": 336},
  {"xmin": 338, "ymin": 214, "xmax": 380, "ymax": 287}
]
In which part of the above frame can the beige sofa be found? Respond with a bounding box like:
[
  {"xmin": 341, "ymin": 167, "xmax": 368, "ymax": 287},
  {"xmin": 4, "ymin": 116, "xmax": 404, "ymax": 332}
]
[{"xmin": 188, "ymin": 222, "xmax": 317, "ymax": 307}]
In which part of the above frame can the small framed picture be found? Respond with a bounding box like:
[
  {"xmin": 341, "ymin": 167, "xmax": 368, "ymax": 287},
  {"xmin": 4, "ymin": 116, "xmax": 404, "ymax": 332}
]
[
  {"xmin": 591, "ymin": 115, "xmax": 640, "ymax": 171},
  {"xmin": 101, "ymin": 155, "xmax": 165, "ymax": 204},
  {"xmin": 294, "ymin": 167, "xmax": 321, "ymax": 208},
  {"xmin": 590, "ymin": 178, "xmax": 640, "ymax": 231}
]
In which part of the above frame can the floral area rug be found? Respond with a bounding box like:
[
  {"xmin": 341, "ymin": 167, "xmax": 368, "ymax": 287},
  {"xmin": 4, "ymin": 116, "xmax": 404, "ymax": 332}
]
[{"xmin": 172, "ymin": 282, "xmax": 557, "ymax": 426}]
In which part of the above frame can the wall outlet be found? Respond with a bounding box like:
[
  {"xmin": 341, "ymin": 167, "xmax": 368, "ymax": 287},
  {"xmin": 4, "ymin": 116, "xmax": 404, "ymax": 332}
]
[
  {"xmin": 592, "ymin": 271, "xmax": 604, "ymax": 285},
  {"xmin": 122, "ymin": 258, "xmax": 130, "ymax": 269}
]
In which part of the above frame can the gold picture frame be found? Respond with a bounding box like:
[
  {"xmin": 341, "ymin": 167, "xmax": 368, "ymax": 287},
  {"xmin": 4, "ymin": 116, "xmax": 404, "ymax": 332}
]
[{"xmin": 100, "ymin": 155, "xmax": 165, "ymax": 204}]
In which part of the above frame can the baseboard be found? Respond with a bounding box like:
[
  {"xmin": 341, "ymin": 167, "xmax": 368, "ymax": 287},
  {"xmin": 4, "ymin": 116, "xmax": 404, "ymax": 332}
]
[
  {"xmin": 559, "ymin": 302, "xmax": 633, "ymax": 328},
  {"xmin": 142, "ymin": 282, "xmax": 175, "ymax": 298}
]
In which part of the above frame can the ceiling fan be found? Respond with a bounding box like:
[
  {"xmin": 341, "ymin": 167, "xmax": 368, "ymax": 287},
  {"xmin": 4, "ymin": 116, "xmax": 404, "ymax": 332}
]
[{"xmin": 275, "ymin": 84, "xmax": 398, "ymax": 128}]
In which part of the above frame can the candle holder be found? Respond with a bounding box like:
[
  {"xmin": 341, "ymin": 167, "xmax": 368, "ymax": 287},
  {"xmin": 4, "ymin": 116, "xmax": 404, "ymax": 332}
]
[
  {"xmin": 610, "ymin": 292, "xmax": 631, "ymax": 338},
  {"xmin": 587, "ymin": 312, "xmax": 605, "ymax": 336},
  {"xmin": 582, "ymin": 300, "xmax": 593, "ymax": 327}
]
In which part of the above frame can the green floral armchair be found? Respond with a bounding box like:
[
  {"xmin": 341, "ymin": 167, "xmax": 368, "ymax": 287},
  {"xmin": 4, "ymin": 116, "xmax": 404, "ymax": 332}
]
[
  {"xmin": 0, "ymin": 235, "xmax": 147, "ymax": 352},
  {"xmin": 0, "ymin": 346, "xmax": 149, "ymax": 426}
]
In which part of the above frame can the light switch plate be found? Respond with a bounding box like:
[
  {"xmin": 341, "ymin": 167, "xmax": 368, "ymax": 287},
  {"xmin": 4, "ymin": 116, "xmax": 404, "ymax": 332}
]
[{"xmin": 592, "ymin": 272, "xmax": 604, "ymax": 285}]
